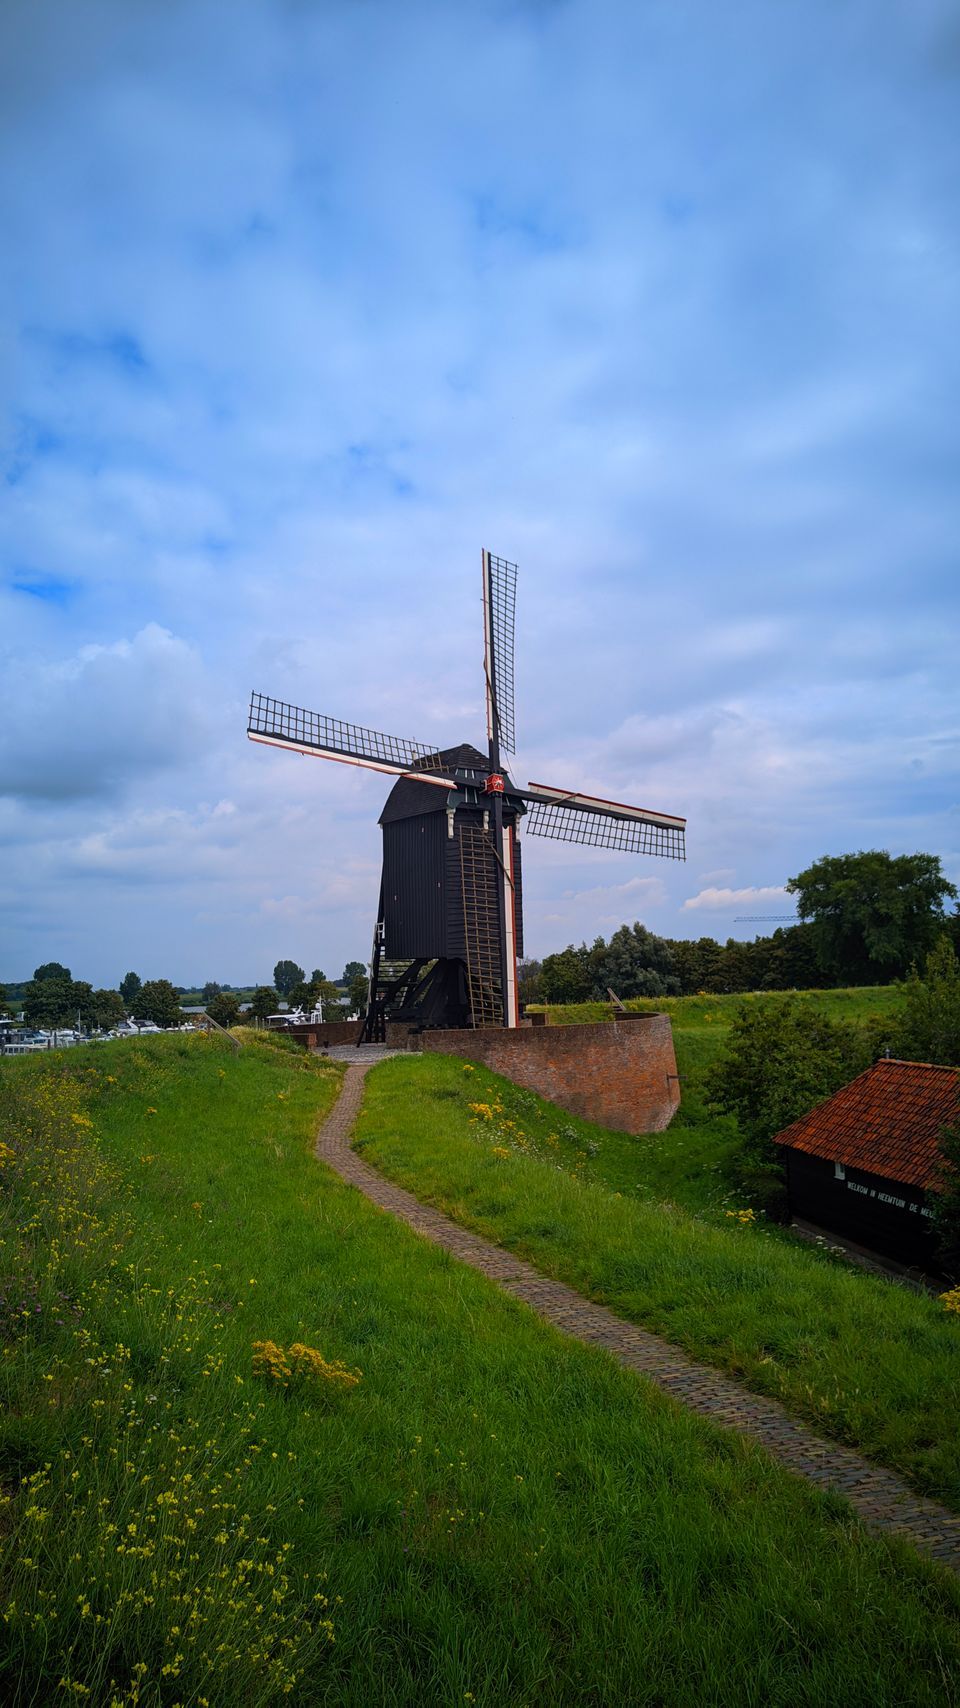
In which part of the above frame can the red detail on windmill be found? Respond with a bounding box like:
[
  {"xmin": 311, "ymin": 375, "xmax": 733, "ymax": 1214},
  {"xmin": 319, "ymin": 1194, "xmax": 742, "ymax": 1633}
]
[{"xmin": 484, "ymin": 773, "xmax": 505, "ymax": 794}]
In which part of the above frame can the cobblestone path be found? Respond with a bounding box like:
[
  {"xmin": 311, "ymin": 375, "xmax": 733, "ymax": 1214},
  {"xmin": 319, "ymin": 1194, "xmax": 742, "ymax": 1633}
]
[{"xmin": 315, "ymin": 1060, "xmax": 960, "ymax": 1574}]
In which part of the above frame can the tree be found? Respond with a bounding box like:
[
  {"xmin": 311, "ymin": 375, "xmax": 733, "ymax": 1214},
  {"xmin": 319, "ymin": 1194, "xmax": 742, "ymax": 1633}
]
[
  {"xmin": 888, "ymin": 937, "xmax": 960, "ymax": 1068},
  {"xmin": 539, "ymin": 945, "xmax": 593, "ymax": 1004},
  {"xmin": 119, "ymin": 971, "xmax": 142, "ymax": 1007},
  {"xmin": 90, "ymin": 989, "xmax": 125, "ymax": 1031},
  {"xmin": 206, "ymin": 991, "xmax": 241, "ymax": 1028},
  {"xmin": 590, "ymin": 923, "xmax": 679, "ymax": 1001},
  {"xmin": 24, "ymin": 975, "xmax": 84, "ymax": 1028},
  {"xmin": 34, "ymin": 961, "xmax": 71, "ymax": 983},
  {"xmin": 273, "ymin": 960, "xmax": 305, "ymax": 998},
  {"xmin": 249, "ymin": 986, "xmax": 279, "ymax": 1021},
  {"xmin": 347, "ymin": 970, "xmax": 368, "ymax": 1016},
  {"xmin": 342, "ymin": 961, "xmax": 366, "ymax": 985},
  {"xmin": 707, "ymin": 999, "xmax": 868, "ymax": 1214},
  {"xmin": 787, "ymin": 851, "xmax": 958, "ymax": 985},
  {"xmin": 290, "ymin": 976, "xmax": 342, "ymax": 1014},
  {"xmin": 132, "ymin": 979, "xmax": 182, "ymax": 1028},
  {"xmin": 201, "ymin": 981, "xmax": 222, "ymax": 1003},
  {"xmin": 517, "ymin": 959, "xmax": 543, "ymax": 1005}
]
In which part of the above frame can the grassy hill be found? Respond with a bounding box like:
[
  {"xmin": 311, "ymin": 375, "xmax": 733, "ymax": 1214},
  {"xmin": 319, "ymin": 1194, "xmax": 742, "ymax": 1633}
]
[
  {"xmin": 517, "ymin": 987, "xmax": 908, "ymax": 1214},
  {"xmin": 1, "ymin": 1031, "xmax": 958, "ymax": 1705},
  {"xmin": 357, "ymin": 1050, "xmax": 960, "ymax": 1509}
]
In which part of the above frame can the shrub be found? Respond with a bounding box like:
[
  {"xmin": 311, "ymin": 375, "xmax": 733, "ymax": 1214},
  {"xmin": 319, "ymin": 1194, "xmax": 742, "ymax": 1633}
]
[{"xmin": 707, "ymin": 999, "xmax": 868, "ymax": 1214}]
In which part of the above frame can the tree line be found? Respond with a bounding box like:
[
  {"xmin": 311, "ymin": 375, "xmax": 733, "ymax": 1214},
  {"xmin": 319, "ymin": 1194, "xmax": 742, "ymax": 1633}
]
[
  {"xmin": 523, "ymin": 851, "xmax": 959, "ymax": 1005},
  {"xmin": 2, "ymin": 957, "xmax": 371, "ymax": 1032}
]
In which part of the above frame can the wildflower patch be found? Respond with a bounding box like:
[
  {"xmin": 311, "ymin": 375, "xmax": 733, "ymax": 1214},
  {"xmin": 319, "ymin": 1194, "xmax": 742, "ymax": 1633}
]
[
  {"xmin": 0, "ymin": 1044, "xmax": 344, "ymax": 1703},
  {"xmin": 252, "ymin": 1339, "xmax": 361, "ymax": 1391}
]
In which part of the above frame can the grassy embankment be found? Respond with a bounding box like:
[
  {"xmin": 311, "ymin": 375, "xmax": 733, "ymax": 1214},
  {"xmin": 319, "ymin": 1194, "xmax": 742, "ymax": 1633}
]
[
  {"xmin": 356, "ymin": 984, "xmax": 960, "ymax": 1511},
  {"xmin": 2, "ymin": 1032, "xmax": 959, "ymax": 1705},
  {"xmin": 523, "ymin": 988, "xmax": 907, "ymax": 1213}
]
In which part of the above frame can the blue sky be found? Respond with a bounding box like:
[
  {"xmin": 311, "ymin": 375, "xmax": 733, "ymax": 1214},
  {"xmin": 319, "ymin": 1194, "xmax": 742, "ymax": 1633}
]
[{"xmin": 2, "ymin": 0, "xmax": 958, "ymax": 989}]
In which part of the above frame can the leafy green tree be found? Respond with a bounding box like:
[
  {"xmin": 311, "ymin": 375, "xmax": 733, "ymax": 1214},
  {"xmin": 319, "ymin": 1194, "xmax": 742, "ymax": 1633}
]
[
  {"xmin": 931, "ymin": 1113, "xmax": 960, "ymax": 1279},
  {"xmin": 692, "ymin": 936, "xmax": 725, "ymax": 993},
  {"xmin": 347, "ymin": 971, "xmax": 368, "ymax": 1016},
  {"xmin": 763, "ymin": 924, "xmax": 821, "ymax": 991},
  {"xmin": 889, "ymin": 937, "xmax": 960, "ymax": 1068},
  {"xmin": 290, "ymin": 976, "xmax": 342, "ymax": 1014},
  {"xmin": 590, "ymin": 923, "xmax": 679, "ymax": 1000},
  {"xmin": 540, "ymin": 945, "xmax": 593, "ymax": 1004},
  {"xmin": 206, "ymin": 991, "xmax": 241, "ymax": 1028},
  {"xmin": 342, "ymin": 961, "xmax": 366, "ymax": 985},
  {"xmin": 201, "ymin": 981, "xmax": 222, "ymax": 1004},
  {"xmin": 24, "ymin": 977, "xmax": 81, "ymax": 1028},
  {"xmin": 517, "ymin": 959, "xmax": 543, "ymax": 1005},
  {"xmin": 132, "ymin": 980, "xmax": 182, "ymax": 1028},
  {"xmin": 90, "ymin": 989, "xmax": 125, "ymax": 1031},
  {"xmin": 273, "ymin": 960, "xmax": 305, "ymax": 998},
  {"xmin": 33, "ymin": 961, "xmax": 72, "ymax": 983},
  {"xmin": 787, "ymin": 851, "xmax": 957, "ymax": 985},
  {"xmin": 119, "ymin": 971, "xmax": 142, "ymax": 1007},
  {"xmin": 249, "ymin": 986, "xmax": 279, "ymax": 1021},
  {"xmin": 707, "ymin": 999, "xmax": 868, "ymax": 1214}
]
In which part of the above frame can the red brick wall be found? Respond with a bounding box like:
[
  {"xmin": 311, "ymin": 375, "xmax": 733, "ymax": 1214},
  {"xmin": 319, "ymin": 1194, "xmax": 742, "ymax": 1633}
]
[
  {"xmin": 282, "ymin": 1020, "xmax": 364, "ymax": 1049},
  {"xmin": 420, "ymin": 1014, "xmax": 680, "ymax": 1135}
]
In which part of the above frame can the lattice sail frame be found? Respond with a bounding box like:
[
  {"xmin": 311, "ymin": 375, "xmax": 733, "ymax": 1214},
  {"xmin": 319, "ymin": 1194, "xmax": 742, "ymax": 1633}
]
[
  {"xmin": 524, "ymin": 799, "xmax": 685, "ymax": 859},
  {"xmin": 247, "ymin": 692, "xmax": 452, "ymax": 780},
  {"xmin": 482, "ymin": 551, "xmax": 517, "ymax": 755}
]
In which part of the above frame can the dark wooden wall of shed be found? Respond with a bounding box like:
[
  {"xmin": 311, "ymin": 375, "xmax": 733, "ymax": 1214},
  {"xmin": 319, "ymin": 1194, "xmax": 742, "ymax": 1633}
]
[
  {"xmin": 382, "ymin": 808, "xmax": 525, "ymax": 961},
  {"xmin": 785, "ymin": 1149, "xmax": 940, "ymax": 1269}
]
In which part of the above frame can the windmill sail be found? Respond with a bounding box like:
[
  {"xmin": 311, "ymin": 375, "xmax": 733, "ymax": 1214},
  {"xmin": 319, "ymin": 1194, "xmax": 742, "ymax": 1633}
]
[
  {"xmin": 247, "ymin": 692, "xmax": 455, "ymax": 787},
  {"xmin": 247, "ymin": 540, "xmax": 687, "ymax": 1040},
  {"xmin": 521, "ymin": 782, "xmax": 686, "ymax": 860},
  {"xmin": 482, "ymin": 550, "xmax": 517, "ymax": 755}
]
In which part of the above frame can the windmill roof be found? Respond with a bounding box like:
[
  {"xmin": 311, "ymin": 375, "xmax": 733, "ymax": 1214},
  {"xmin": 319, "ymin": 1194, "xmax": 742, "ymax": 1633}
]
[
  {"xmin": 379, "ymin": 743, "xmax": 491, "ymax": 824},
  {"xmin": 772, "ymin": 1059, "xmax": 959, "ymax": 1189}
]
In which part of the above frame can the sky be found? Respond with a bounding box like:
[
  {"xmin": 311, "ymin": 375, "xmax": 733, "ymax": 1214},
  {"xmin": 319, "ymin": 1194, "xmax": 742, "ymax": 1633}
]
[{"xmin": 1, "ymin": 0, "xmax": 958, "ymax": 990}]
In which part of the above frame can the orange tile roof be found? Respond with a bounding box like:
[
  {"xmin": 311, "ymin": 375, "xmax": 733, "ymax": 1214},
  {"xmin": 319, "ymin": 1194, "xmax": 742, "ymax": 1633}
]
[{"xmin": 773, "ymin": 1060, "xmax": 960, "ymax": 1189}]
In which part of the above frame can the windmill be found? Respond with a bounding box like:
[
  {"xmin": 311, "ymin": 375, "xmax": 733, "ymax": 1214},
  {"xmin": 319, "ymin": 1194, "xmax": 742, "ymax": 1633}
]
[{"xmin": 248, "ymin": 550, "xmax": 686, "ymax": 1041}]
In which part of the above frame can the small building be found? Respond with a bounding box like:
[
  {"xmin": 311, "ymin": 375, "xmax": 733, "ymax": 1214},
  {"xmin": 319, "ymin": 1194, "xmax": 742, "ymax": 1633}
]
[{"xmin": 773, "ymin": 1059, "xmax": 959, "ymax": 1272}]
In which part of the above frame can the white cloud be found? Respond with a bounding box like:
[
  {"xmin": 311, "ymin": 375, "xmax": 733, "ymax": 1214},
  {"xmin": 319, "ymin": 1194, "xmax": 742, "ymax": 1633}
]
[
  {"xmin": 0, "ymin": 625, "xmax": 208, "ymax": 802},
  {"xmin": 683, "ymin": 885, "xmax": 791, "ymax": 913}
]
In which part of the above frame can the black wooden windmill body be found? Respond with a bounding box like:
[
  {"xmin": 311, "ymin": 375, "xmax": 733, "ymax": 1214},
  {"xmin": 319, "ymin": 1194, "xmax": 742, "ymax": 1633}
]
[{"xmin": 248, "ymin": 551, "xmax": 686, "ymax": 1040}]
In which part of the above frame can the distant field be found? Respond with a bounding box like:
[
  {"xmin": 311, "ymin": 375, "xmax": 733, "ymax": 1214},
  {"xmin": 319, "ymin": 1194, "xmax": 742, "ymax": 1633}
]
[{"xmin": 3, "ymin": 1032, "xmax": 959, "ymax": 1704}]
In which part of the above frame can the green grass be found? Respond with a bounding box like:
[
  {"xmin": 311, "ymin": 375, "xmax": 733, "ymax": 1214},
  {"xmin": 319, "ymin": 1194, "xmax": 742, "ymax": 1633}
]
[
  {"xmin": 521, "ymin": 989, "xmax": 908, "ymax": 1214},
  {"xmin": 357, "ymin": 1052, "xmax": 960, "ymax": 1511},
  {"xmin": 2, "ymin": 1033, "xmax": 960, "ymax": 1706},
  {"xmin": 528, "ymin": 986, "xmax": 907, "ymax": 1035}
]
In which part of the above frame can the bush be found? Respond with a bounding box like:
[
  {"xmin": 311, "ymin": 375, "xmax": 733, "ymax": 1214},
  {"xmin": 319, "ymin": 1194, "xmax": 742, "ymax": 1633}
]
[{"xmin": 706, "ymin": 999, "xmax": 868, "ymax": 1215}]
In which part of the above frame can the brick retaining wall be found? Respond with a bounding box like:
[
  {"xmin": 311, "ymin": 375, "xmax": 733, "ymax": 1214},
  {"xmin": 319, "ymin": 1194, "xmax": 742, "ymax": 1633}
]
[
  {"xmin": 281, "ymin": 1020, "xmax": 364, "ymax": 1049},
  {"xmin": 421, "ymin": 1013, "xmax": 680, "ymax": 1134}
]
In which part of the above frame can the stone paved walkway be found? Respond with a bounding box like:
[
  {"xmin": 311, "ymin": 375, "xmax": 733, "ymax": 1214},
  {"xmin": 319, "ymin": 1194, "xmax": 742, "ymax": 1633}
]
[{"xmin": 315, "ymin": 1060, "xmax": 960, "ymax": 1574}]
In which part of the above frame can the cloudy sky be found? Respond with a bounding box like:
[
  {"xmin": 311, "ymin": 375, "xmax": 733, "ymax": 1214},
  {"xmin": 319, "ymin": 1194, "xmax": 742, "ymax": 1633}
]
[{"xmin": 2, "ymin": 0, "xmax": 958, "ymax": 990}]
